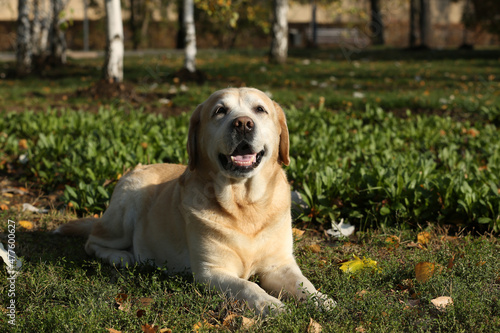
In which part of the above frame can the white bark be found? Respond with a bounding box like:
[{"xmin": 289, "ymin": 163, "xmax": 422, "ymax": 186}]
[
  {"xmin": 183, "ymin": 0, "xmax": 196, "ymax": 73},
  {"xmin": 50, "ymin": 0, "xmax": 68, "ymax": 64},
  {"xmin": 16, "ymin": 0, "xmax": 32, "ymax": 75},
  {"xmin": 104, "ymin": 0, "xmax": 124, "ymax": 82},
  {"xmin": 270, "ymin": 0, "xmax": 288, "ymax": 64}
]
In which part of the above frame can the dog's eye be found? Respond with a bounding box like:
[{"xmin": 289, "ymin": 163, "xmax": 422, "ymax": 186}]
[
  {"xmin": 256, "ymin": 106, "xmax": 267, "ymax": 113},
  {"xmin": 214, "ymin": 106, "xmax": 227, "ymax": 116}
]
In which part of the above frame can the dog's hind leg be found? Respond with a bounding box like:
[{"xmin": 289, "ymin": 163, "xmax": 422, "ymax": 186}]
[{"xmin": 84, "ymin": 208, "xmax": 137, "ymax": 267}]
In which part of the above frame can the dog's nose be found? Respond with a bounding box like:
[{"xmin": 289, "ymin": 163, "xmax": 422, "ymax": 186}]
[{"xmin": 233, "ymin": 116, "xmax": 254, "ymax": 134}]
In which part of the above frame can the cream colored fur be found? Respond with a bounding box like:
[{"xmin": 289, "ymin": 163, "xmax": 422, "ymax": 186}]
[{"xmin": 56, "ymin": 87, "xmax": 334, "ymax": 316}]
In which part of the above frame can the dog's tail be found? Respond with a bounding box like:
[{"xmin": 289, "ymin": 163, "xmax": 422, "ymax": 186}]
[{"xmin": 54, "ymin": 217, "xmax": 97, "ymax": 237}]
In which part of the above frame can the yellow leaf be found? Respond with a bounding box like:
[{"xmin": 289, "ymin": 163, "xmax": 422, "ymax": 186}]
[
  {"xmin": 0, "ymin": 204, "xmax": 9, "ymax": 210},
  {"xmin": 292, "ymin": 228, "xmax": 305, "ymax": 238},
  {"xmin": 415, "ymin": 262, "xmax": 443, "ymax": 283},
  {"xmin": 308, "ymin": 244, "xmax": 321, "ymax": 253},
  {"xmin": 18, "ymin": 139, "xmax": 28, "ymax": 150},
  {"xmin": 19, "ymin": 220, "xmax": 34, "ymax": 230},
  {"xmin": 385, "ymin": 235, "xmax": 400, "ymax": 249},
  {"xmin": 106, "ymin": 329, "xmax": 122, "ymax": 333},
  {"xmin": 339, "ymin": 255, "xmax": 380, "ymax": 274},
  {"xmin": 307, "ymin": 317, "xmax": 323, "ymax": 333},
  {"xmin": 417, "ymin": 231, "xmax": 431, "ymax": 245}
]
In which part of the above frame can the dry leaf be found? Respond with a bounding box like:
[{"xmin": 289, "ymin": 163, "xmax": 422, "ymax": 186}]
[
  {"xmin": 292, "ymin": 228, "xmax": 305, "ymax": 238},
  {"xmin": 18, "ymin": 139, "xmax": 28, "ymax": 150},
  {"xmin": 308, "ymin": 244, "xmax": 321, "ymax": 253},
  {"xmin": 415, "ymin": 262, "xmax": 443, "ymax": 283},
  {"xmin": 417, "ymin": 231, "xmax": 431, "ymax": 245},
  {"xmin": 385, "ymin": 235, "xmax": 400, "ymax": 248},
  {"xmin": 447, "ymin": 255, "xmax": 456, "ymax": 270},
  {"xmin": 106, "ymin": 329, "xmax": 122, "ymax": 333},
  {"xmin": 440, "ymin": 235, "xmax": 458, "ymax": 242},
  {"xmin": 339, "ymin": 255, "xmax": 380, "ymax": 274},
  {"xmin": 406, "ymin": 241, "xmax": 425, "ymax": 249},
  {"xmin": 355, "ymin": 289, "xmax": 368, "ymax": 300},
  {"xmin": 307, "ymin": 318, "xmax": 322, "ymax": 333},
  {"xmin": 355, "ymin": 326, "xmax": 366, "ymax": 332},
  {"xmin": 159, "ymin": 329, "xmax": 172, "ymax": 333},
  {"xmin": 0, "ymin": 204, "xmax": 8, "ymax": 210},
  {"xmin": 141, "ymin": 324, "xmax": 158, "ymax": 333},
  {"xmin": 18, "ymin": 220, "xmax": 34, "ymax": 230},
  {"xmin": 431, "ymin": 296, "xmax": 453, "ymax": 311},
  {"xmin": 221, "ymin": 312, "xmax": 255, "ymax": 330}
]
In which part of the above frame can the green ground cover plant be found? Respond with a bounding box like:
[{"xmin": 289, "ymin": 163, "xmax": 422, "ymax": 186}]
[{"xmin": 0, "ymin": 49, "xmax": 499, "ymax": 331}]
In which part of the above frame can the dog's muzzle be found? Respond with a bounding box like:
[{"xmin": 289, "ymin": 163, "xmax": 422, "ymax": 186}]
[{"xmin": 219, "ymin": 141, "xmax": 265, "ymax": 174}]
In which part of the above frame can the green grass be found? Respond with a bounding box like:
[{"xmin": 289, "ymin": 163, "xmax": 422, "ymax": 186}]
[
  {"xmin": 0, "ymin": 222, "xmax": 498, "ymax": 332},
  {"xmin": 0, "ymin": 48, "xmax": 500, "ymax": 331}
]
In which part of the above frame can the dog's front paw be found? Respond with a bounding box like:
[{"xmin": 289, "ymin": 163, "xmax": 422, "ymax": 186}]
[
  {"xmin": 312, "ymin": 292, "xmax": 336, "ymax": 311},
  {"xmin": 254, "ymin": 296, "xmax": 286, "ymax": 317}
]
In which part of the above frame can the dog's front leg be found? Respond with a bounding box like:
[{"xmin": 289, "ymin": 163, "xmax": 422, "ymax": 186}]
[
  {"xmin": 196, "ymin": 268, "xmax": 285, "ymax": 316},
  {"xmin": 260, "ymin": 261, "xmax": 336, "ymax": 311}
]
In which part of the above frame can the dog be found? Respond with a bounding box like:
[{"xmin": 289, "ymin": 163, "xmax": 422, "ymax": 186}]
[{"xmin": 56, "ymin": 87, "xmax": 334, "ymax": 316}]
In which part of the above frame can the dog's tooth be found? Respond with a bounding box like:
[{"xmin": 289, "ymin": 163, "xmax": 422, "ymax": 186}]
[{"xmin": 231, "ymin": 156, "xmax": 235, "ymax": 162}]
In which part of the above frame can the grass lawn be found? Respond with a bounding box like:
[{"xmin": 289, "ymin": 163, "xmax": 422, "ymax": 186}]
[{"xmin": 0, "ymin": 48, "xmax": 499, "ymax": 331}]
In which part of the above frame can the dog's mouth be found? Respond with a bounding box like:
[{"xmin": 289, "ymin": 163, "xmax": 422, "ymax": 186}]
[{"xmin": 218, "ymin": 142, "xmax": 265, "ymax": 174}]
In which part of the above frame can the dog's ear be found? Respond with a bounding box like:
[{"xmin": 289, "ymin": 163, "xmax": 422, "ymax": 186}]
[
  {"xmin": 273, "ymin": 101, "xmax": 290, "ymax": 166},
  {"xmin": 187, "ymin": 103, "xmax": 203, "ymax": 170}
]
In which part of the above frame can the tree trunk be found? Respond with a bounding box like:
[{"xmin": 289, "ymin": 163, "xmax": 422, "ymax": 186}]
[
  {"xmin": 369, "ymin": 0, "xmax": 384, "ymax": 45},
  {"xmin": 409, "ymin": 0, "xmax": 417, "ymax": 48},
  {"xmin": 419, "ymin": 0, "xmax": 431, "ymax": 48},
  {"xmin": 103, "ymin": 0, "xmax": 124, "ymax": 82},
  {"xmin": 270, "ymin": 0, "xmax": 288, "ymax": 64},
  {"xmin": 49, "ymin": 0, "xmax": 67, "ymax": 65},
  {"xmin": 183, "ymin": 0, "xmax": 196, "ymax": 73},
  {"xmin": 16, "ymin": 0, "xmax": 32, "ymax": 75},
  {"xmin": 176, "ymin": 0, "xmax": 185, "ymax": 49}
]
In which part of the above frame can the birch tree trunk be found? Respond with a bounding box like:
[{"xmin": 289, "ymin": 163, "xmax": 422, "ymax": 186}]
[
  {"xmin": 103, "ymin": 0, "xmax": 124, "ymax": 82},
  {"xmin": 369, "ymin": 0, "xmax": 384, "ymax": 45},
  {"xmin": 270, "ymin": 0, "xmax": 288, "ymax": 64},
  {"xmin": 16, "ymin": 0, "xmax": 32, "ymax": 75},
  {"xmin": 49, "ymin": 0, "xmax": 68, "ymax": 64},
  {"xmin": 183, "ymin": 0, "xmax": 196, "ymax": 73}
]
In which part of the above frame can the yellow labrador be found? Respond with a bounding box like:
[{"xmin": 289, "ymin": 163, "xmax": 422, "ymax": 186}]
[{"xmin": 56, "ymin": 87, "xmax": 334, "ymax": 316}]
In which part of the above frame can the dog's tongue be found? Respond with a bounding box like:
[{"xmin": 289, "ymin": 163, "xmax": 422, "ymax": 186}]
[{"xmin": 231, "ymin": 154, "xmax": 256, "ymax": 166}]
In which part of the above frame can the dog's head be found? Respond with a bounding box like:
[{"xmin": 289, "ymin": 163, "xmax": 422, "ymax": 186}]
[{"xmin": 187, "ymin": 88, "xmax": 289, "ymax": 179}]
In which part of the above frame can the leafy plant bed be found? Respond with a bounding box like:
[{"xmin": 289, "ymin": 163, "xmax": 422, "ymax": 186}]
[{"xmin": 1, "ymin": 103, "xmax": 499, "ymax": 230}]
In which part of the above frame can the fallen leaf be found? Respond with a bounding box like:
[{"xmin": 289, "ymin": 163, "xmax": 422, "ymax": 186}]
[
  {"xmin": 431, "ymin": 296, "xmax": 453, "ymax": 311},
  {"xmin": 307, "ymin": 317, "xmax": 322, "ymax": 333},
  {"xmin": 106, "ymin": 329, "xmax": 122, "ymax": 333},
  {"xmin": 339, "ymin": 255, "xmax": 380, "ymax": 274},
  {"xmin": 415, "ymin": 262, "xmax": 443, "ymax": 283},
  {"xmin": 159, "ymin": 329, "xmax": 172, "ymax": 333},
  {"xmin": 385, "ymin": 235, "xmax": 400, "ymax": 249},
  {"xmin": 447, "ymin": 255, "xmax": 456, "ymax": 270},
  {"xmin": 0, "ymin": 204, "xmax": 8, "ymax": 210},
  {"xmin": 355, "ymin": 289, "xmax": 368, "ymax": 300},
  {"xmin": 406, "ymin": 299, "xmax": 420, "ymax": 308},
  {"xmin": 308, "ymin": 244, "xmax": 321, "ymax": 253},
  {"xmin": 417, "ymin": 231, "xmax": 431, "ymax": 245},
  {"xmin": 406, "ymin": 241, "xmax": 425, "ymax": 249},
  {"xmin": 18, "ymin": 139, "xmax": 28, "ymax": 150},
  {"xmin": 18, "ymin": 220, "xmax": 34, "ymax": 230},
  {"xmin": 141, "ymin": 324, "xmax": 158, "ymax": 333},
  {"xmin": 355, "ymin": 326, "xmax": 366, "ymax": 332},
  {"xmin": 292, "ymin": 228, "xmax": 305, "ymax": 238}
]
